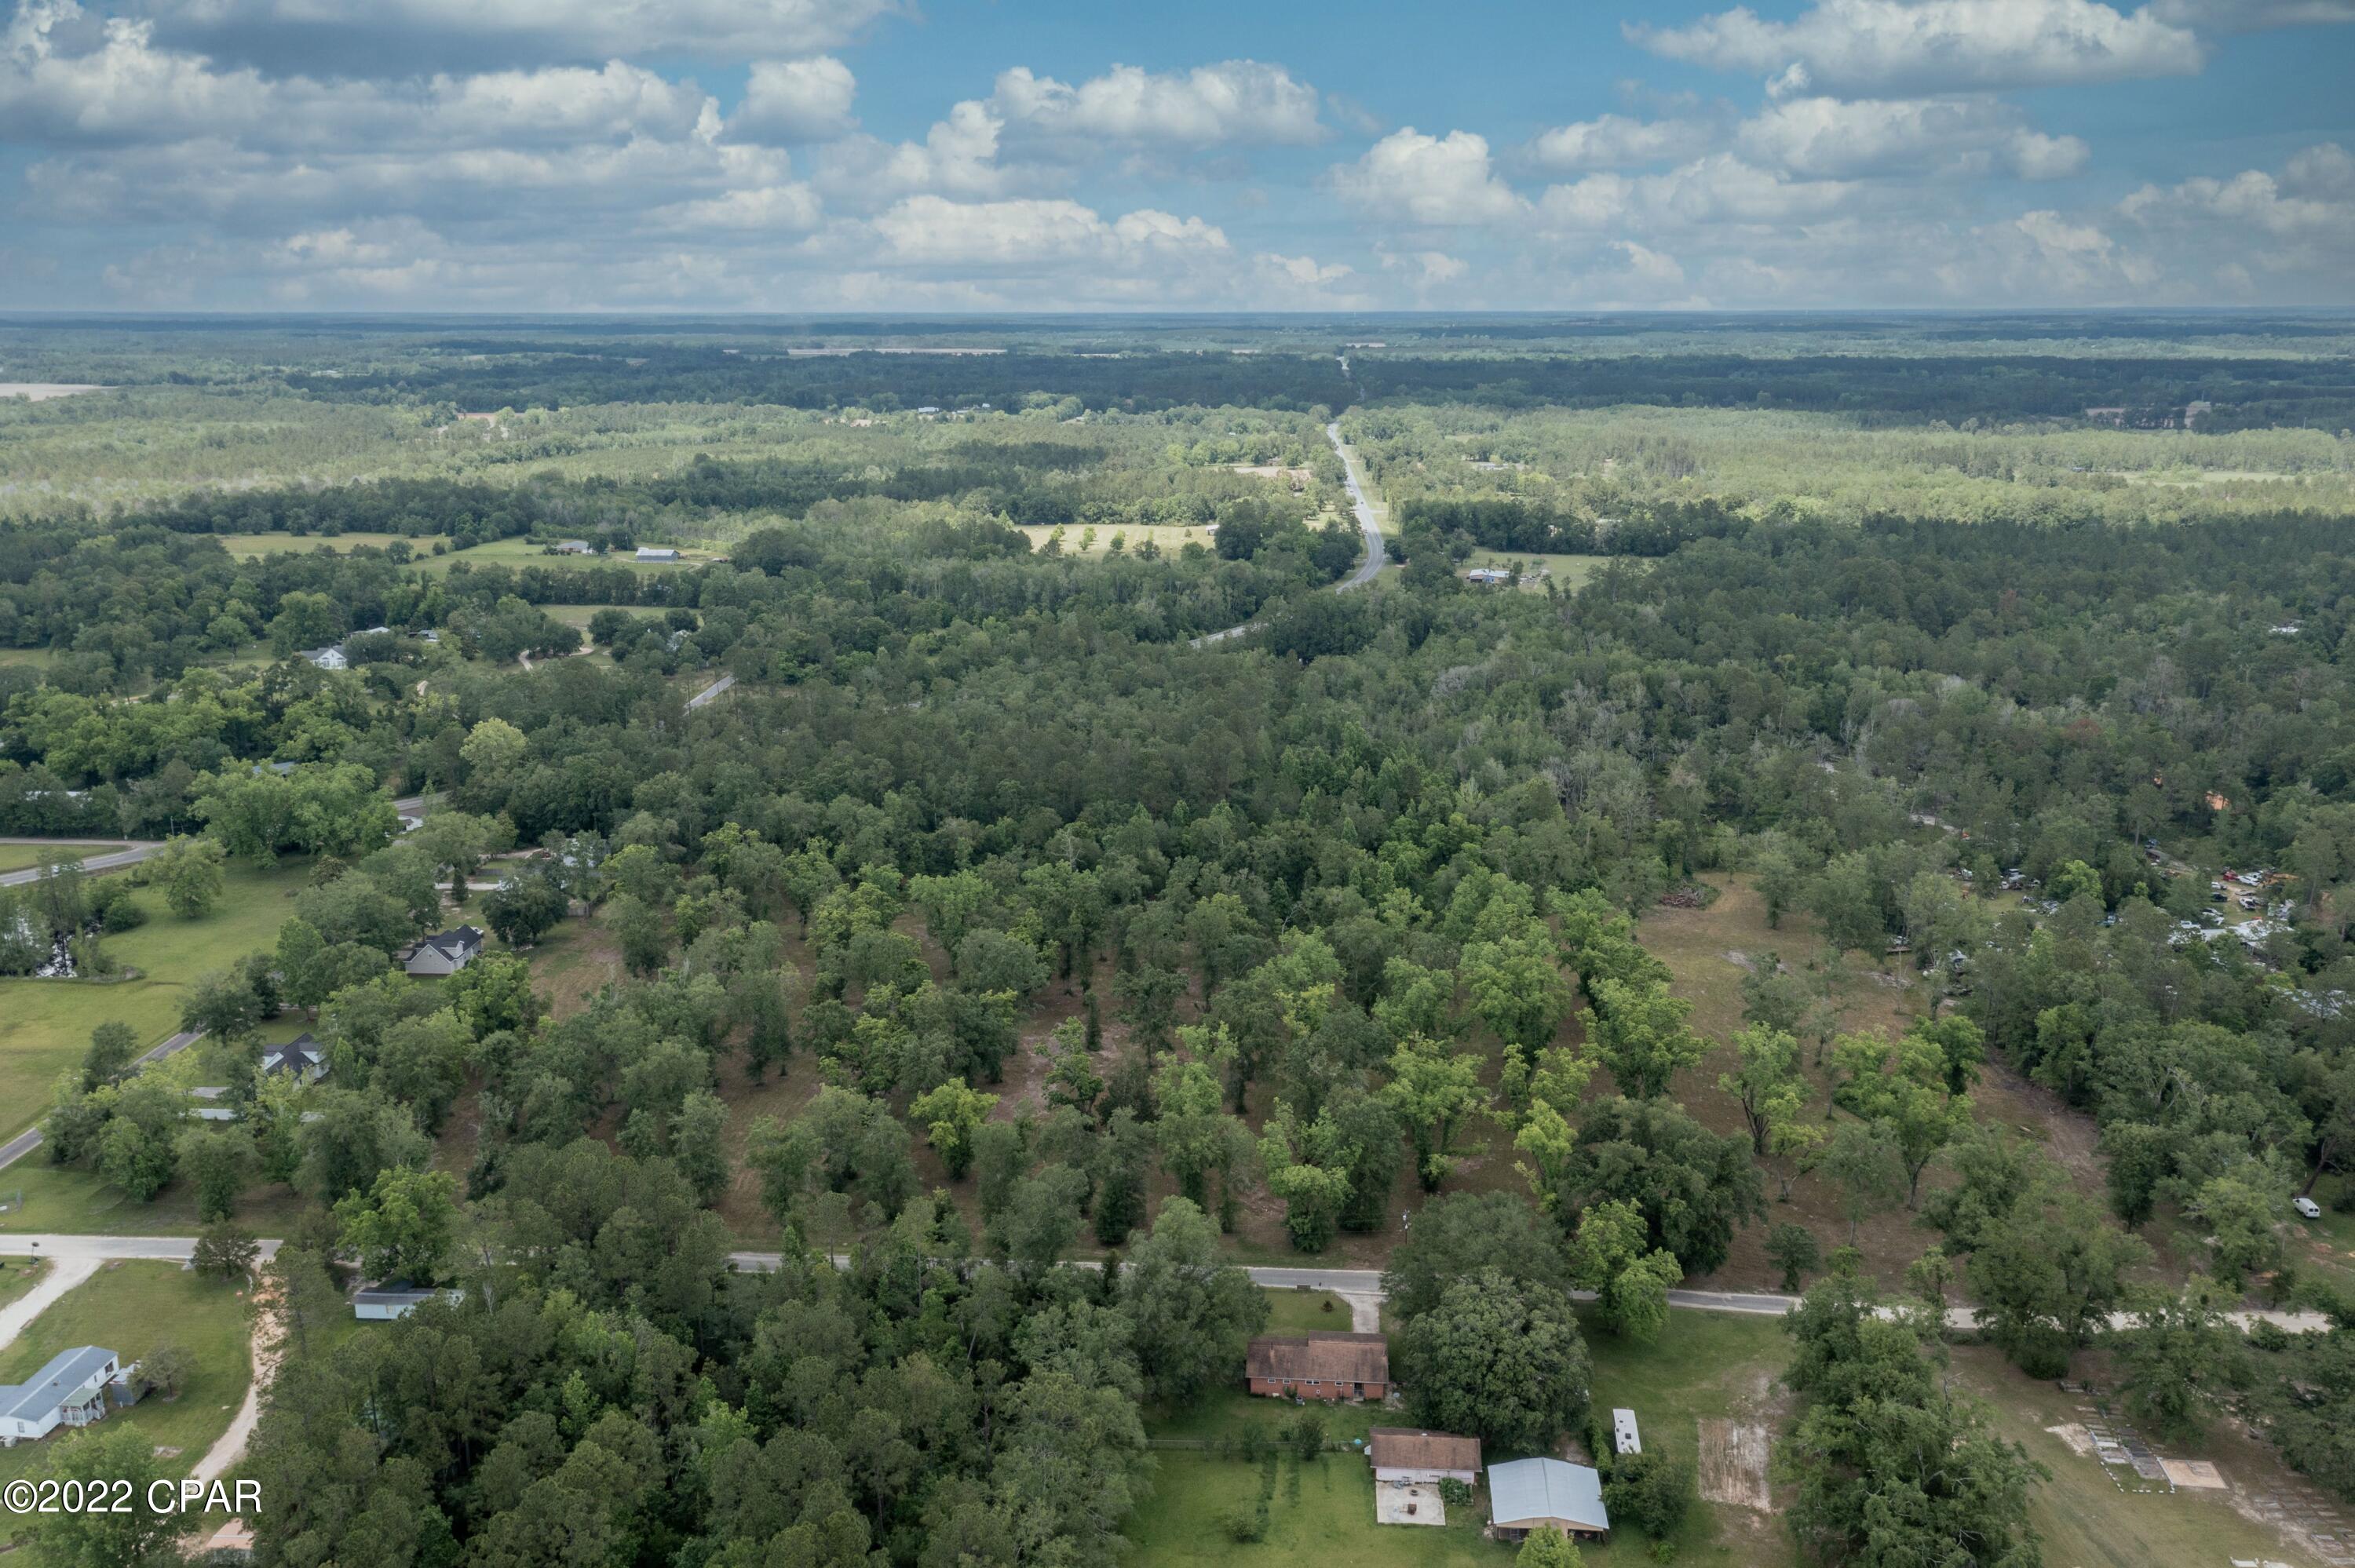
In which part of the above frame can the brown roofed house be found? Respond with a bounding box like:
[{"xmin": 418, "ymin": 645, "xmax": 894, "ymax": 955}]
[
  {"xmin": 1368, "ymin": 1428, "xmax": 1481, "ymax": 1485},
  {"xmin": 1246, "ymin": 1332, "xmax": 1389, "ymax": 1402}
]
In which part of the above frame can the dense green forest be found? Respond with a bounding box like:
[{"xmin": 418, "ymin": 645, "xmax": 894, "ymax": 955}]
[{"xmin": 9, "ymin": 315, "xmax": 2355, "ymax": 1568}]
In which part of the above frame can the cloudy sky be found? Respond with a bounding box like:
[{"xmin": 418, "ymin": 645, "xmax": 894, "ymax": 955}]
[{"xmin": 2, "ymin": 0, "xmax": 2351, "ymax": 311}]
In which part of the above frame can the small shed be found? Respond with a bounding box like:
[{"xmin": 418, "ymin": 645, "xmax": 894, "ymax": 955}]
[
  {"xmin": 1488, "ymin": 1458, "xmax": 1610, "ymax": 1541},
  {"xmin": 1368, "ymin": 1428, "xmax": 1481, "ymax": 1486},
  {"xmin": 1612, "ymin": 1408, "xmax": 1641, "ymax": 1455}
]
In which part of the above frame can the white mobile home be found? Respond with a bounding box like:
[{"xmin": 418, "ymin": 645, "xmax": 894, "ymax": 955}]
[{"xmin": 0, "ymin": 1347, "xmax": 137, "ymax": 1446}]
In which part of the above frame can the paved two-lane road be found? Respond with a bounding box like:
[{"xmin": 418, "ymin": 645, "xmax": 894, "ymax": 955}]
[
  {"xmin": 1188, "ymin": 418, "xmax": 1386, "ymax": 647},
  {"xmin": 0, "ymin": 839, "xmax": 159, "ymax": 888}
]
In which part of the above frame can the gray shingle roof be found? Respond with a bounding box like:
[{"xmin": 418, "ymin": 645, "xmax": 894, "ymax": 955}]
[
  {"xmin": 1488, "ymin": 1458, "xmax": 1609, "ymax": 1533},
  {"xmin": 0, "ymin": 1347, "xmax": 117, "ymax": 1424}
]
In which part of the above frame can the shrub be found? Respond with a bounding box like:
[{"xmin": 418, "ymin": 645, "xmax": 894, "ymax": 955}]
[{"xmin": 1215, "ymin": 1501, "xmax": 1269, "ymax": 1543}]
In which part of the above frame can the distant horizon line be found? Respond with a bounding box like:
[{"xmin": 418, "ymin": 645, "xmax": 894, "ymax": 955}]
[{"xmin": 5, "ymin": 306, "xmax": 2355, "ymax": 324}]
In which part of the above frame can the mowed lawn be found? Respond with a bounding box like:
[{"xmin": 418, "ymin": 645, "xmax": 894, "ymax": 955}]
[
  {"xmin": 0, "ymin": 1154, "xmax": 312, "ymax": 1236},
  {"xmin": 217, "ymin": 531, "xmax": 448, "ymax": 557},
  {"xmin": 0, "ymin": 1263, "xmax": 253, "ymax": 1490},
  {"xmin": 415, "ymin": 538, "xmax": 720, "ymax": 575},
  {"xmin": 1260, "ymin": 1288, "xmax": 1350, "ymax": 1334},
  {"xmin": 1462, "ymin": 550, "xmax": 1613, "ymax": 592},
  {"xmin": 1018, "ymin": 523, "xmax": 1221, "ymax": 556},
  {"xmin": 0, "ymin": 860, "xmax": 312, "ymax": 1140},
  {"xmin": 0, "ymin": 843, "xmax": 124, "ymax": 876}
]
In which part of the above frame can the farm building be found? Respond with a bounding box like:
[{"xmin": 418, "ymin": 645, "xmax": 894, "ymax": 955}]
[
  {"xmin": 635, "ymin": 547, "xmax": 680, "ymax": 562},
  {"xmin": 0, "ymin": 1347, "xmax": 139, "ymax": 1446},
  {"xmin": 554, "ymin": 540, "xmax": 593, "ymax": 554},
  {"xmin": 1367, "ymin": 1428, "xmax": 1481, "ymax": 1486},
  {"xmin": 1488, "ymin": 1458, "xmax": 1610, "ymax": 1541},
  {"xmin": 403, "ymin": 925, "xmax": 484, "ymax": 977},
  {"xmin": 1246, "ymin": 1333, "xmax": 1389, "ymax": 1401}
]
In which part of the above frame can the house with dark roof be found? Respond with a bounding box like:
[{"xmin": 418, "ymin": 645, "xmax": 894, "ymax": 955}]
[
  {"xmin": 1367, "ymin": 1428, "xmax": 1481, "ymax": 1485},
  {"xmin": 0, "ymin": 1347, "xmax": 138, "ymax": 1446},
  {"xmin": 1488, "ymin": 1458, "xmax": 1610, "ymax": 1541},
  {"xmin": 402, "ymin": 925, "xmax": 484, "ymax": 977},
  {"xmin": 354, "ymin": 1282, "xmax": 462, "ymax": 1320},
  {"xmin": 261, "ymin": 1034, "xmax": 329, "ymax": 1083},
  {"xmin": 1245, "ymin": 1332, "xmax": 1389, "ymax": 1401}
]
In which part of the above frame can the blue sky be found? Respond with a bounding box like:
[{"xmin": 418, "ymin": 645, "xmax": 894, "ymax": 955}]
[{"xmin": 2, "ymin": 0, "xmax": 2350, "ymax": 310}]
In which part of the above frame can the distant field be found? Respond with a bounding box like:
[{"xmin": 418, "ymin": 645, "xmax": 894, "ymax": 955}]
[
  {"xmin": 542, "ymin": 603, "xmax": 666, "ymax": 629},
  {"xmin": 217, "ymin": 531, "xmax": 448, "ymax": 556},
  {"xmin": 1018, "ymin": 523, "xmax": 1219, "ymax": 556},
  {"xmin": 416, "ymin": 538, "xmax": 721, "ymax": 575},
  {"xmin": 0, "ymin": 860, "xmax": 311, "ymax": 1140},
  {"xmin": 1462, "ymin": 550, "xmax": 1612, "ymax": 591},
  {"xmin": 0, "ymin": 647, "xmax": 61, "ymax": 669}
]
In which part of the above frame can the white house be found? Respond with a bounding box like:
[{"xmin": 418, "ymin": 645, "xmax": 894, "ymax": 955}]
[
  {"xmin": 299, "ymin": 646, "xmax": 348, "ymax": 671},
  {"xmin": 1612, "ymin": 1409, "xmax": 1641, "ymax": 1455},
  {"xmin": 1367, "ymin": 1428, "xmax": 1481, "ymax": 1486},
  {"xmin": 0, "ymin": 1347, "xmax": 137, "ymax": 1446},
  {"xmin": 403, "ymin": 925, "xmax": 484, "ymax": 977}
]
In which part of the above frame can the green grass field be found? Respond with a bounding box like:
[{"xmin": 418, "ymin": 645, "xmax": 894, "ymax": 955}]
[
  {"xmin": 0, "ymin": 1158, "xmax": 310, "ymax": 1236},
  {"xmin": 540, "ymin": 603, "xmax": 666, "ymax": 630},
  {"xmin": 1461, "ymin": 551, "xmax": 1612, "ymax": 592},
  {"xmin": 0, "ymin": 1263, "xmax": 253, "ymax": 1488},
  {"xmin": 1129, "ymin": 1452, "xmax": 1499, "ymax": 1568},
  {"xmin": 1019, "ymin": 523, "xmax": 1221, "ymax": 557},
  {"xmin": 0, "ymin": 861, "xmax": 312, "ymax": 1140},
  {"xmin": 414, "ymin": 538, "xmax": 718, "ymax": 576},
  {"xmin": 1261, "ymin": 1289, "xmax": 1350, "ymax": 1334},
  {"xmin": 217, "ymin": 532, "xmax": 448, "ymax": 558},
  {"xmin": 0, "ymin": 844, "xmax": 122, "ymax": 876}
]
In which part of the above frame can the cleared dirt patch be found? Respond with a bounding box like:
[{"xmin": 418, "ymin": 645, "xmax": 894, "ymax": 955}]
[{"xmin": 1696, "ymin": 1418, "xmax": 1772, "ymax": 1511}]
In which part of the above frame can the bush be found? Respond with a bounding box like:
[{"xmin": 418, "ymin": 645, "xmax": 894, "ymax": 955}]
[
  {"xmin": 1602, "ymin": 1450, "xmax": 1695, "ymax": 1540},
  {"xmin": 1214, "ymin": 1501, "xmax": 1269, "ymax": 1544},
  {"xmin": 1439, "ymin": 1477, "xmax": 1473, "ymax": 1507},
  {"xmin": 1289, "ymin": 1407, "xmax": 1327, "ymax": 1460}
]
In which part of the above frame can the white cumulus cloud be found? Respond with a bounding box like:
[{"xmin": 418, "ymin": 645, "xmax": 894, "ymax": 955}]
[
  {"xmin": 1330, "ymin": 128, "xmax": 1526, "ymax": 225},
  {"xmin": 729, "ymin": 57, "xmax": 856, "ymax": 144},
  {"xmin": 992, "ymin": 60, "xmax": 1324, "ymax": 147},
  {"xmin": 1630, "ymin": 0, "xmax": 2205, "ymax": 96}
]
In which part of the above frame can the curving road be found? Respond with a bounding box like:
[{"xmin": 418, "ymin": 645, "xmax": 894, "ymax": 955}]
[
  {"xmin": 1188, "ymin": 417, "xmax": 1386, "ymax": 648},
  {"xmin": 0, "ymin": 840, "xmax": 160, "ymax": 888}
]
